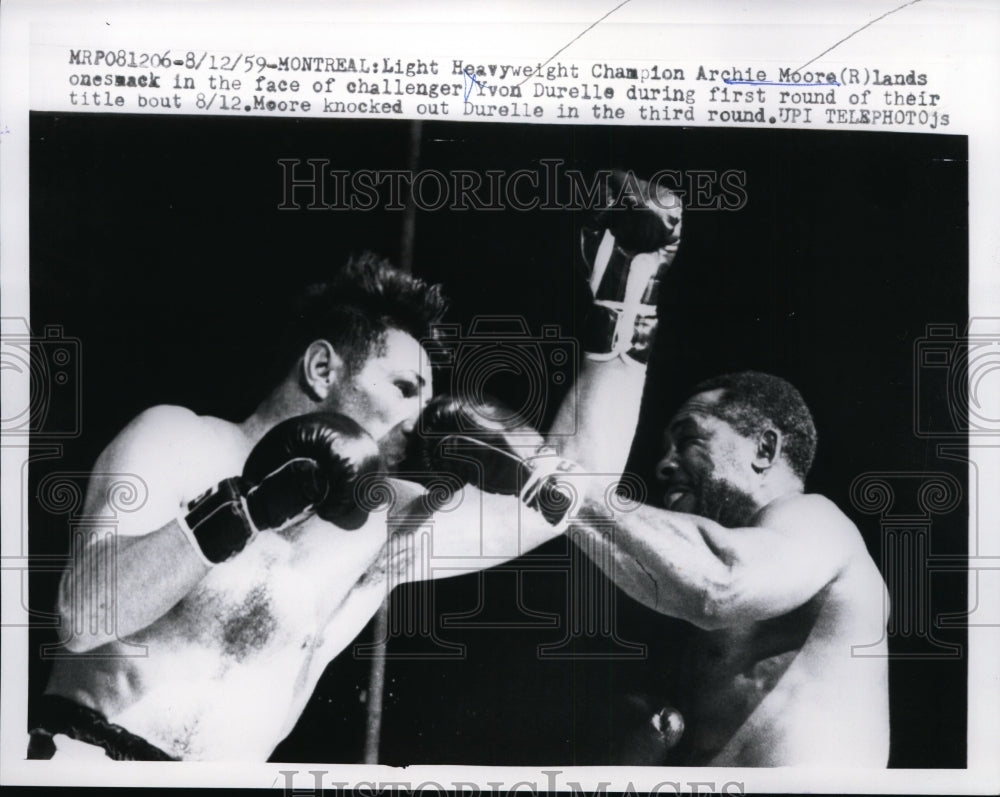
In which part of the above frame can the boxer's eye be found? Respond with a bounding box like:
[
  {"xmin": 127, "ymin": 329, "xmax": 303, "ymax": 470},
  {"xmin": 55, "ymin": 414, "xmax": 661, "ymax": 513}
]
[
  {"xmin": 675, "ymin": 435, "xmax": 696, "ymax": 451},
  {"xmin": 395, "ymin": 379, "xmax": 418, "ymax": 399}
]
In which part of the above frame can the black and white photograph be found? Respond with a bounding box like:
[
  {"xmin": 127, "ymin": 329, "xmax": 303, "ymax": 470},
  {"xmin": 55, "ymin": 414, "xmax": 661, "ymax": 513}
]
[
  {"xmin": 20, "ymin": 113, "xmax": 970, "ymax": 763},
  {"xmin": 1, "ymin": 1, "xmax": 998, "ymax": 794}
]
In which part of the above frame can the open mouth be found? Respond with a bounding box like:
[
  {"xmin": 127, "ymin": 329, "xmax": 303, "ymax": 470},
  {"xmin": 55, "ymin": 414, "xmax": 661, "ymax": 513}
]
[{"xmin": 664, "ymin": 489, "xmax": 695, "ymax": 512}]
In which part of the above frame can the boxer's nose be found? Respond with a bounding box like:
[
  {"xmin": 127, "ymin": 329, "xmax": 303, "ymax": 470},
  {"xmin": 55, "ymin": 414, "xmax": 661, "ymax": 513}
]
[{"xmin": 655, "ymin": 449, "xmax": 677, "ymax": 482}]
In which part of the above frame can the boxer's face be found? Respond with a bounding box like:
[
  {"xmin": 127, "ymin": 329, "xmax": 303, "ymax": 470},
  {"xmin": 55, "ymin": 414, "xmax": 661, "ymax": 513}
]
[
  {"xmin": 326, "ymin": 327, "xmax": 433, "ymax": 468},
  {"xmin": 656, "ymin": 390, "xmax": 760, "ymax": 527}
]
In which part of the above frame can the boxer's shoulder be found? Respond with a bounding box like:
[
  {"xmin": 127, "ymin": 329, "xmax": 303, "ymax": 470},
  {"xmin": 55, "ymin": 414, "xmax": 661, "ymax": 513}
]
[
  {"xmin": 88, "ymin": 405, "xmax": 250, "ymax": 523},
  {"xmin": 146, "ymin": 405, "xmax": 246, "ymax": 458},
  {"xmin": 761, "ymin": 492, "xmax": 886, "ymax": 630},
  {"xmin": 124, "ymin": 405, "xmax": 243, "ymax": 445},
  {"xmin": 758, "ymin": 492, "xmax": 862, "ymax": 551},
  {"xmin": 778, "ymin": 493, "xmax": 880, "ymax": 575},
  {"xmin": 124, "ymin": 403, "xmax": 202, "ymax": 431},
  {"xmin": 759, "ymin": 491, "xmax": 849, "ymax": 523},
  {"xmin": 100, "ymin": 405, "xmax": 233, "ymax": 464}
]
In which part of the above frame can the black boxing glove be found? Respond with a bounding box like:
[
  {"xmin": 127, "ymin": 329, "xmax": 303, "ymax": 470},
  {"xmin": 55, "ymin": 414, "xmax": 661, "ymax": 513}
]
[
  {"xmin": 604, "ymin": 169, "xmax": 682, "ymax": 258},
  {"xmin": 181, "ymin": 413, "xmax": 382, "ymax": 564},
  {"xmin": 242, "ymin": 413, "xmax": 383, "ymax": 530},
  {"xmin": 401, "ymin": 394, "xmax": 581, "ymax": 527},
  {"xmin": 581, "ymin": 169, "xmax": 682, "ymax": 363}
]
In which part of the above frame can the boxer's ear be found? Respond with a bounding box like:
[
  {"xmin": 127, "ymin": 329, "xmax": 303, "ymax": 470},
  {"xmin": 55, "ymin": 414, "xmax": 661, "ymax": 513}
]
[
  {"xmin": 301, "ymin": 339, "xmax": 344, "ymax": 401},
  {"xmin": 751, "ymin": 428, "xmax": 781, "ymax": 474}
]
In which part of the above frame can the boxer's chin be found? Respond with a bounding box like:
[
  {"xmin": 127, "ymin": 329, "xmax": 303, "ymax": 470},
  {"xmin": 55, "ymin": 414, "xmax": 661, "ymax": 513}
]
[
  {"xmin": 378, "ymin": 434, "xmax": 407, "ymax": 472},
  {"xmin": 702, "ymin": 479, "xmax": 758, "ymax": 528}
]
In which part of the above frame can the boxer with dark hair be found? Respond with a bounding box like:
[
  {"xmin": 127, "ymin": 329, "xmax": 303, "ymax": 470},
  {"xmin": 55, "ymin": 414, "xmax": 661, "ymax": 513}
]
[
  {"xmin": 686, "ymin": 371, "xmax": 818, "ymax": 482},
  {"xmin": 548, "ymin": 173, "xmax": 889, "ymax": 766},
  {"xmin": 34, "ymin": 253, "xmax": 571, "ymax": 761}
]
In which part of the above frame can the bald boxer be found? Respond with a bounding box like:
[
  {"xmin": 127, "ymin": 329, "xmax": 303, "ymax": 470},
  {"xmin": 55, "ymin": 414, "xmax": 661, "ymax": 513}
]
[
  {"xmin": 33, "ymin": 253, "xmax": 568, "ymax": 761},
  {"xmin": 549, "ymin": 175, "xmax": 890, "ymax": 766}
]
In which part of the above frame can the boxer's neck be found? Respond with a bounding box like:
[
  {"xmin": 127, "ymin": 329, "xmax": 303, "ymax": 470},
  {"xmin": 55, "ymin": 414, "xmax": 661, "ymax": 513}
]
[
  {"xmin": 749, "ymin": 469, "xmax": 805, "ymax": 515},
  {"xmin": 239, "ymin": 380, "xmax": 320, "ymax": 445}
]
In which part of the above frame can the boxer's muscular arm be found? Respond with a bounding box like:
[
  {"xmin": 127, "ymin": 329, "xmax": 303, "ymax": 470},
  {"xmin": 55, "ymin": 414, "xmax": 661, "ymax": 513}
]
[
  {"xmin": 552, "ymin": 172, "xmax": 681, "ymax": 472},
  {"xmin": 382, "ymin": 479, "xmax": 564, "ymax": 583},
  {"xmin": 56, "ymin": 406, "xmax": 213, "ymax": 652},
  {"xmin": 549, "ymin": 355, "xmax": 646, "ymax": 475},
  {"xmin": 569, "ymin": 492, "xmax": 856, "ymax": 629}
]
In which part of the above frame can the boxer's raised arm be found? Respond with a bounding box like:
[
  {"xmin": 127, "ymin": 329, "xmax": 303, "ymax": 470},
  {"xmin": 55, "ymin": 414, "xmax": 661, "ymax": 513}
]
[
  {"xmin": 550, "ymin": 171, "xmax": 681, "ymax": 473},
  {"xmin": 56, "ymin": 406, "xmax": 216, "ymax": 652},
  {"xmin": 549, "ymin": 355, "xmax": 648, "ymax": 475},
  {"xmin": 567, "ymin": 491, "xmax": 855, "ymax": 629}
]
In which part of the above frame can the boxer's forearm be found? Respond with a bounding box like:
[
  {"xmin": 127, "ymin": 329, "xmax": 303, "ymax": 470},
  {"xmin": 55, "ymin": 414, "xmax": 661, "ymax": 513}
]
[
  {"xmin": 390, "ymin": 487, "xmax": 564, "ymax": 583},
  {"xmin": 554, "ymin": 198, "xmax": 675, "ymax": 471},
  {"xmin": 548, "ymin": 355, "xmax": 647, "ymax": 475},
  {"xmin": 57, "ymin": 520, "xmax": 210, "ymax": 652},
  {"xmin": 567, "ymin": 493, "xmax": 732, "ymax": 628}
]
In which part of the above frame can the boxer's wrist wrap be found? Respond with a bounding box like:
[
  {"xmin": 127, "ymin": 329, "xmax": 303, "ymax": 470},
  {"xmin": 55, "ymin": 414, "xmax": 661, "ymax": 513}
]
[
  {"xmin": 582, "ymin": 235, "xmax": 661, "ymax": 364},
  {"xmin": 583, "ymin": 302, "xmax": 659, "ymax": 365},
  {"xmin": 582, "ymin": 301, "xmax": 626, "ymax": 360},
  {"xmin": 520, "ymin": 451, "xmax": 583, "ymax": 528},
  {"xmin": 180, "ymin": 477, "xmax": 257, "ymax": 564}
]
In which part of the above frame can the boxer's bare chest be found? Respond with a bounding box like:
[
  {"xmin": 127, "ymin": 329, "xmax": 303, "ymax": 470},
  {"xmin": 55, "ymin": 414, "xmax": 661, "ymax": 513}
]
[
  {"xmin": 152, "ymin": 419, "xmax": 387, "ymax": 663},
  {"xmin": 163, "ymin": 530, "xmax": 320, "ymax": 660},
  {"xmin": 679, "ymin": 597, "xmax": 822, "ymax": 758},
  {"xmin": 78, "ymin": 511, "xmax": 394, "ymax": 759},
  {"xmin": 51, "ymin": 416, "xmax": 402, "ymax": 758},
  {"xmin": 156, "ymin": 515, "xmax": 389, "ymax": 665}
]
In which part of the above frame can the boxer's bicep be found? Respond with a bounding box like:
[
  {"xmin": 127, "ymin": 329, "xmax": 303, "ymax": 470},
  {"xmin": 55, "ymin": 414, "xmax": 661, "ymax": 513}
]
[
  {"xmin": 695, "ymin": 496, "xmax": 855, "ymax": 625},
  {"xmin": 58, "ymin": 406, "xmax": 214, "ymax": 650},
  {"xmin": 571, "ymin": 496, "xmax": 847, "ymax": 629},
  {"xmin": 83, "ymin": 405, "xmax": 206, "ymax": 534}
]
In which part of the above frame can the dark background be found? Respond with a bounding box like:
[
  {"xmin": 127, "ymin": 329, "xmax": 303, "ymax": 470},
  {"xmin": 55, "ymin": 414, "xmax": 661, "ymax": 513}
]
[{"xmin": 28, "ymin": 113, "xmax": 968, "ymax": 767}]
